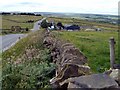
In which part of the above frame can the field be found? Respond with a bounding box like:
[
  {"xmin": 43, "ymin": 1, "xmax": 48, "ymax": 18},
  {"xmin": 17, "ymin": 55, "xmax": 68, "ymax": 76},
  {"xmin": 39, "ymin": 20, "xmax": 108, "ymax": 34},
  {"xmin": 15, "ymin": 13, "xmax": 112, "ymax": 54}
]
[
  {"xmin": 52, "ymin": 31, "xmax": 118, "ymax": 73},
  {"xmin": 1, "ymin": 15, "xmax": 43, "ymax": 34}
]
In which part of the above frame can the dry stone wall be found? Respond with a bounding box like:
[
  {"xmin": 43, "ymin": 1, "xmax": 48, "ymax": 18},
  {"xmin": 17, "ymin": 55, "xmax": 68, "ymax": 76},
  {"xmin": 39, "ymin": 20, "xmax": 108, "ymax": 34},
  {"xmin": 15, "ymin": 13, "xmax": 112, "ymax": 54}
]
[{"xmin": 43, "ymin": 31, "xmax": 119, "ymax": 89}]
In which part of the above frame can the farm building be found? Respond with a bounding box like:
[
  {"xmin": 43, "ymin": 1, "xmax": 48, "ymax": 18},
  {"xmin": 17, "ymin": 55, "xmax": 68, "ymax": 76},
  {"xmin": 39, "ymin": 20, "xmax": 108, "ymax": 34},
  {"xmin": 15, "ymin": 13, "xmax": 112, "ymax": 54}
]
[
  {"xmin": 56, "ymin": 22, "xmax": 64, "ymax": 30},
  {"xmin": 64, "ymin": 24, "xmax": 80, "ymax": 30}
]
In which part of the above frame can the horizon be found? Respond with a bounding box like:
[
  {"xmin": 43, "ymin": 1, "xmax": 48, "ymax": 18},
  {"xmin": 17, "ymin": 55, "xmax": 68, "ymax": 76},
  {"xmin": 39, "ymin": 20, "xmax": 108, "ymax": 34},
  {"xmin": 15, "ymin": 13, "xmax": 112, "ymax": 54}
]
[
  {"xmin": 0, "ymin": 11, "xmax": 118, "ymax": 16},
  {"xmin": 1, "ymin": 0, "xmax": 119, "ymax": 15}
]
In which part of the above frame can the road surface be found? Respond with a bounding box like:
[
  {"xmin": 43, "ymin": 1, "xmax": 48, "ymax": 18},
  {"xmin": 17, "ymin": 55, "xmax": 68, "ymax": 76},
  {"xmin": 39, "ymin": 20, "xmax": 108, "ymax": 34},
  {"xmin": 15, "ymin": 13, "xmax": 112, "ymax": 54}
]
[
  {"xmin": 1, "ymin": 18, "xmax": 46, "ymax": 52},
  {"xmin": 0, "ymin": 34, "xmax": 27, "ymax": 52},
  {"xmin": 32, "ymin": 17, "xmax": 46, "ymax": 31}
]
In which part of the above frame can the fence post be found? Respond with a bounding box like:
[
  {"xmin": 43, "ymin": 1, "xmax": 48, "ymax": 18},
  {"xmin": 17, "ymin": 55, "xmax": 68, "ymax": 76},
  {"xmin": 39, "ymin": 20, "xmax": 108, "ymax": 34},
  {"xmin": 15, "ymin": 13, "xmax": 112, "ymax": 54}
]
[{"xmin": 109, "ymin": 37, "xmax": 115, "ymax": 69}]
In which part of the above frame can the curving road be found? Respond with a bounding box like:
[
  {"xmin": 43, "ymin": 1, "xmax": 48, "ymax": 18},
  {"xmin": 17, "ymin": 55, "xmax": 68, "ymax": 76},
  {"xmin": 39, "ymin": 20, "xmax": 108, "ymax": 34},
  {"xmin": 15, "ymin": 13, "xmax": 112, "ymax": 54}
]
[
  {"xmin": 32, "ymin": 17, "xmax": 46, "ymax": 31},
  {"xmin": 1, "ymin": 17, "xmax": 46, "ymax": 52}
]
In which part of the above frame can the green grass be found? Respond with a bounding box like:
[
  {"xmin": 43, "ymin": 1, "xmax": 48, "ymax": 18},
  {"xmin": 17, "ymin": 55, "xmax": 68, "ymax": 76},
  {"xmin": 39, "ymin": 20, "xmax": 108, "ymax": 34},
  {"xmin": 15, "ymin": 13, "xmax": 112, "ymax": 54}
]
[
  {"xmin": 2, "ymin": 15, "xmax": 43, "ymax": 29},
  {"xmin": 2, "ymin": 15, "xmax": 43, "ymax": 23},
  {"xmin": 52, "ymin": 31, "xmax": 118, "ymax": 73},
  {"xmin": 2, "ymin": 19, "xmax": 33, "ymax": 29},
  {"xmin": 1, "ymin": 15, "xmax": 43, "ymax": 34}
]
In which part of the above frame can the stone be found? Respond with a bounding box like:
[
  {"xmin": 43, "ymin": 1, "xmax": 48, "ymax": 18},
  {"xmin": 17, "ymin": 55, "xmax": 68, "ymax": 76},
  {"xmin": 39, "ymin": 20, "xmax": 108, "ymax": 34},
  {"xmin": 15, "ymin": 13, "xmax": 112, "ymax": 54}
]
[
  {"xmin": 50, "ymin": 64, "xmax": 90, "ymax": 88},
  {"xmin": 43, "ymin": 36, "xmax": 55, "ymax": 49},
  {"xmin": 110, "ymin": 69, "xmax": 120, "ymax": 85},
  {"xmin": 61, "ymin": 48, "xmax": 87, "ymax": 64},
  {"xmin": 60, "ymin": 43, "xmax": 74, "ymax": 51},
  {"xmin": 60, "ymin": 74, "xmax": 118, "ymax": 89},
  {"xmin": 67, "ymin": 82, "xmax": 81, "ymax": 88},
  {"xmin": 61, "ymin": 54, "xmax": 86, "ymax": 66},
  {"xmin": 114, "ymin": 64, "xmax": 120, "ymax": 69}
]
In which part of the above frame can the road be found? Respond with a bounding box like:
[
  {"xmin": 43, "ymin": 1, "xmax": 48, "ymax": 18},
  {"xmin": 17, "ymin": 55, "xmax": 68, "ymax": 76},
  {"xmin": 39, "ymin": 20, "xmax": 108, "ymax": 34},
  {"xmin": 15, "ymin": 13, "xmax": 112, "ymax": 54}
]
[
  {"xmin": 1, "ymin": 17, "xmax": 46, "ymax": 52},
  {"xmin": 32, "ymin": 17, "xmax": 46, "ymax": 31},
  {"xmin": 0, "ymin": 34, "xmax": 27, "ymax": 52}
]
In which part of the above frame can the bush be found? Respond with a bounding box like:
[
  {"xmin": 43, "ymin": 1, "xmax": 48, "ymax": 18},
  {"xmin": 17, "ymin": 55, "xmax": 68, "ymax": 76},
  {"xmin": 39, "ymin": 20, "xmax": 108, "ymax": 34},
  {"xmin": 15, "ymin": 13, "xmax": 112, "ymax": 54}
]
[
  {"xmin": 25, "ymin": 27, "xmax": 29, "ymax": 31},
  {"xmin": 2, "ymin": 48, "xmax": 56, "ymax": 89},
  {"xmin": 2, "ymin": 30, "xmax": 56, "ymax": 89},
  {"xmin": 41, "ymin": 20, "xmax": 48, "ymax": 28}
]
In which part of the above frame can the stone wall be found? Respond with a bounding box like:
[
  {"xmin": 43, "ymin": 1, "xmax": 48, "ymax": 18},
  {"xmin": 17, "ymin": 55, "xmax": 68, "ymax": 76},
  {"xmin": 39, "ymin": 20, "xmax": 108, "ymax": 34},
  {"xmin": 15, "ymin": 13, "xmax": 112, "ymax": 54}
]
[{"xmin": 43, "ymin": 31, "xmax": 119, "ymax": 89}]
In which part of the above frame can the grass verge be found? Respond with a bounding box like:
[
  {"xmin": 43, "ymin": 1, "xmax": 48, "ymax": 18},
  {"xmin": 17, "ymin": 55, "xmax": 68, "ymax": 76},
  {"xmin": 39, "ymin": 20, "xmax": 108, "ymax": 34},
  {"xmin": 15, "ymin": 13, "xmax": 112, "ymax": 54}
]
[{"xmin": 2, "ymin": 30, "xmax": 55, "ymax": 89}]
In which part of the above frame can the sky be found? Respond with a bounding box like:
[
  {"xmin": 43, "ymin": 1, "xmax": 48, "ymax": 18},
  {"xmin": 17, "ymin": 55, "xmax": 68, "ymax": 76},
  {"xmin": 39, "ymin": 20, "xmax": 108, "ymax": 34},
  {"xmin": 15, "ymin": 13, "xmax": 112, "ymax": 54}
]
[{"xmin": 0, "ymin": 0, "xmax": 120, "ymax": 15}]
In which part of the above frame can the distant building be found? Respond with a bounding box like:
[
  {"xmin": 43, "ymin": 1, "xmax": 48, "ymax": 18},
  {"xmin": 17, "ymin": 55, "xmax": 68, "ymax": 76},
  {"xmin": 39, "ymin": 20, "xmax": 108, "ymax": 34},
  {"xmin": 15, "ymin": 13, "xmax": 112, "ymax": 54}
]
[
  {"xmin": 57, "ymin": 22, "xmax": 64, "ymax": 30},
  {"xmin": 48, "ymin": 21, "xmax": 57, "ymax": 30},
  {"xmin": 64, "ymin": 24, "xmax": 80, "ymax": 30},
  {"xmin": 95, "ymin": 28, "xmax": 102, "ymax": 31}
]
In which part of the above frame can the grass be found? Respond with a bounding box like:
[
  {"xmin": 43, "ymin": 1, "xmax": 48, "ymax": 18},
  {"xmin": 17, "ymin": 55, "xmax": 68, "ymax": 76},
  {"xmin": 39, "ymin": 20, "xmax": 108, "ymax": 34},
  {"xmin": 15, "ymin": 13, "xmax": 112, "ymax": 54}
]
[
  {"xmin": 2, "ymin": 30, "xmax": 55, "ymax": 89},
  {"xmin": 2, "ymin": 15, "xmax": 43, "ymax": 23},
  {"xmin": 2, "ymin": 15, "xmax": 43, "ymax": 29},
  {"xmin": 52, "ymin": 31, "xmax": 118, "ymax": 73},
  {"xmin": 2, "ymin": 29, "xmax": 46, "ymax": 63},
  {"xmin": 1, "ymin": 15, "xmax": 43, "ymax": 34}
]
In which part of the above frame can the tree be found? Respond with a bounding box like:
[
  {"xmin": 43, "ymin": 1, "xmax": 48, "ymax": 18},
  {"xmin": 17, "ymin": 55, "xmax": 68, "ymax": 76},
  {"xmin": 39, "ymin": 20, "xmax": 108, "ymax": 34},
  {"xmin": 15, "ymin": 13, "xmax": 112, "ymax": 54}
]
[{"xmin": 41, "ymin": 19, "xmax": 48, "ymax": 28}]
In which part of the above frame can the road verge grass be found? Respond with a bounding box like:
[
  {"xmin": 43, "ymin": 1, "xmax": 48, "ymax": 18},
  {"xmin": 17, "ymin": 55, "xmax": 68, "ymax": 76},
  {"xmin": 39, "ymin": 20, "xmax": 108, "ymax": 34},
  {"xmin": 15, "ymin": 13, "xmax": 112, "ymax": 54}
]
[{"xmin": 2, "ymin": 30, "xmax": 56, "ymax": 89}]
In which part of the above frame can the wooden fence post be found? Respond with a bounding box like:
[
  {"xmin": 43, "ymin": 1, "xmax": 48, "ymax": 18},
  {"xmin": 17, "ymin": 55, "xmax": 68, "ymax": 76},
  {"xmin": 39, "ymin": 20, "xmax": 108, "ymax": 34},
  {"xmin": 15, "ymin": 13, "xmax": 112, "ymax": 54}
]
[{"xmin": 109, "ymin": 37, "xmax": 116, "ymax": 69}]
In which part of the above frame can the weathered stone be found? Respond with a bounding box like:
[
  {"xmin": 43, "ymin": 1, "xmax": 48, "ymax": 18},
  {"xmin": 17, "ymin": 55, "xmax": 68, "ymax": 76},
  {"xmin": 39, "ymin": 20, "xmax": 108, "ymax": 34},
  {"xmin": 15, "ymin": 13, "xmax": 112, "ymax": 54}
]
[
  {"xmin": 60, "ymin": 43, "xmax": 75, "ymax": 52},
  {"xmin": 43, "ymin": 36, "xmax": 56, "ymax": 49},
  {"xmin": 110, "ymin": 69, "xmax": 120, "ymax": 85},
  {"xmin": 60, "ymin": 74, "xmax": 118, "ymax": 89},
  {"xmin": 54, "ymin": 40, "xmax": 65, "ymax": 50},
  {"xmin": 67, "ymin": 82, "xmax": 91, "ymax": 89},
  {"xmin": 114, "ymin": 64, "xmax": 120, "ymax": 69},
  {"xmin": 61, "ymin": 54, "xmax": 86, "ymax": 66},
  {"xmin": 62, "ymin": 45, "xmax": 75, "ymax": 51},
  {"xmin": 61, "ymin": 48, "xmax": 87, "ymax": 64},
  {"xmin": 50, "ymin": 64, "xmax": 90, "ymax": 88},
  {"xmin": 104, "ymin": 69, "xmax": 112, "ymax": 75},
  {"xmin": 67, "ymin": 82, "xmax": 81, "ymax": 88}
]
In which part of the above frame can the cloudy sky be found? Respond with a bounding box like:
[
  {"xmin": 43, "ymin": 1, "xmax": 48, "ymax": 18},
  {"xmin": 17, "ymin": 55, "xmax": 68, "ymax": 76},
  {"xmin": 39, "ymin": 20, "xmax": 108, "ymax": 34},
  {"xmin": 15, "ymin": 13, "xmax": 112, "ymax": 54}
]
[{"xmin": 0, "ymin": 0, "xmax": 119, "ymax": 15}]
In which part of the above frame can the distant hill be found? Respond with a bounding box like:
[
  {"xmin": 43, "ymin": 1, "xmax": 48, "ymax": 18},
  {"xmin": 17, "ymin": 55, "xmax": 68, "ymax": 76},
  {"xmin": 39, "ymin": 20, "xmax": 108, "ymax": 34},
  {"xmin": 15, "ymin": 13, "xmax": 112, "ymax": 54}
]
[
  {"xmin": 35, "ymin": 12, "xmax": 118, "ymax": 25},
  {"xmin": 1, "ymin": 11, "xmax": 118, "ymax": 25}
]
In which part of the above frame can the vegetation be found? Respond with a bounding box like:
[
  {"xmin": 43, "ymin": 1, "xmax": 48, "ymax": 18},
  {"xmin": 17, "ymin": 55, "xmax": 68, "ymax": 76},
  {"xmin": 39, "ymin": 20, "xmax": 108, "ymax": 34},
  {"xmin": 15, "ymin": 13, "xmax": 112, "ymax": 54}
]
[
  {"xmin": 52, "ymin": 31, "xmax": 118, "ymax": 73},
  {"xmin": 41, "ymin": 19, "xmax": 48, "ymax": 28},
  {"xmin": 1, "ymin": 15, "xmax": 43, "ymax": 34},
  {"xmin": 1, "ymin": 12, "xmax": 41, "ymax": 16},
  {"xmin": 2, "ymin": 30, "xmax": 55, "ymax": 89}
]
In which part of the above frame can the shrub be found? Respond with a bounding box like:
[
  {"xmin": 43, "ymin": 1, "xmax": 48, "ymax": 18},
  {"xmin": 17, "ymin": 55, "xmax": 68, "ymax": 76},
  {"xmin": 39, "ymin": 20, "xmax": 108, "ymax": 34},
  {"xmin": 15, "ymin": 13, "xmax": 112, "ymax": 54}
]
[
  {"xmin": 41, "ymin": 20, "xmax": 48, "ymax": 28},
  {"xmin": 2, "ymin": 48, "xmax": 56, "ymax": 89},
  {"xmin": 2, "ymin": 30, "xmax": 56, "ymax": 89}
]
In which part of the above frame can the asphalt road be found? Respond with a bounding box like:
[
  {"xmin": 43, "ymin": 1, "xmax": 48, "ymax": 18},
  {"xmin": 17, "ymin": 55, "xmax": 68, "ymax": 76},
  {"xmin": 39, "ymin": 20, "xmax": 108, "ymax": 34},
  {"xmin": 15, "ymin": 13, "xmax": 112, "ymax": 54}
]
[
  {"xmin": 0, "ymin": 34, "xmax": 27, "ymax": 52},
  {"xmin": 1, "ymin": 18, "xmax": 46, "ymax": 52},
  {"xmin": 32, "ymin": 17, "xmax": 46, "ymax": 31}
]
